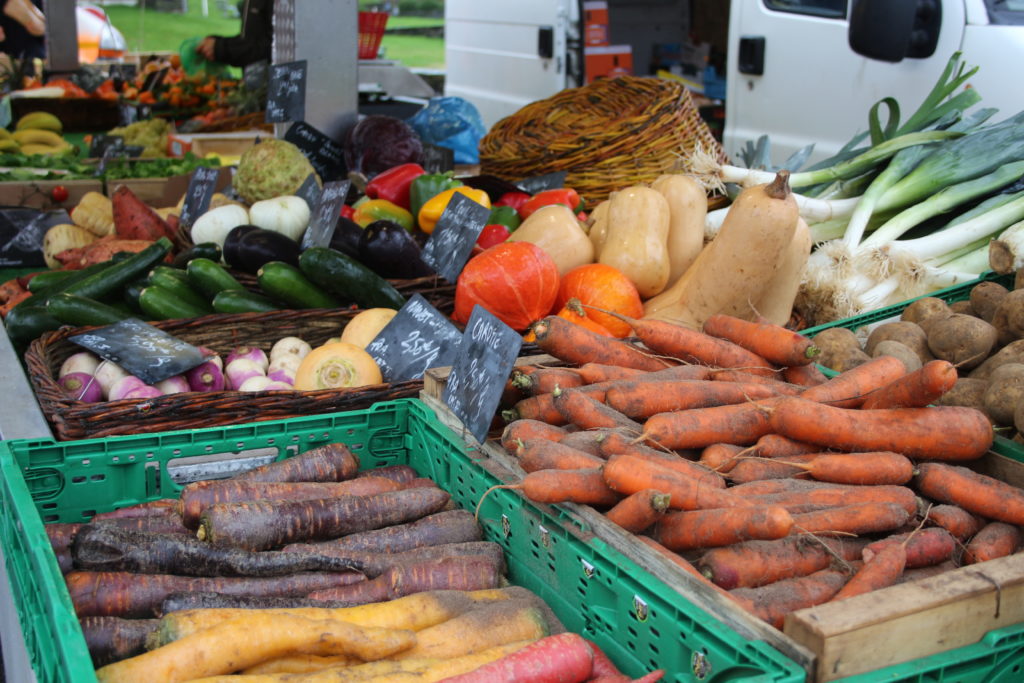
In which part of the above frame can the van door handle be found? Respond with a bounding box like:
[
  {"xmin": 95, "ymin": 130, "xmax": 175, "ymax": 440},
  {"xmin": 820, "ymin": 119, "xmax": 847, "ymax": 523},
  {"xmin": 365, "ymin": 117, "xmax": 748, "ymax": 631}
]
[
  {"xmin": 538, "ymin": 26, "xmax": 554, "ymax": 59},
  {"xmin": 738, "ymin": 36, "xmax": 766, "ymax": 75}
]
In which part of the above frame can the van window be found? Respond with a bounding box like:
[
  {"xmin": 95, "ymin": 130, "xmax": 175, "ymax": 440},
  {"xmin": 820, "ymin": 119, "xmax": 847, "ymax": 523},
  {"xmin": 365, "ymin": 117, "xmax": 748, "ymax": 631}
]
[
  {"xmin": 987, "ymin": 0, "xmax": 1024, "ymax": 24},
  {"xmin": 763, "ymin": 0, "xmax": 847, "ymax": 19}
]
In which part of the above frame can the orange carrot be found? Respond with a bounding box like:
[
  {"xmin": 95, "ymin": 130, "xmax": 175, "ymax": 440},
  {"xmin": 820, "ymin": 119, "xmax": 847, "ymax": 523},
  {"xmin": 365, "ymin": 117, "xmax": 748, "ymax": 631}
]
[
  {"xmin": 767, "ymin": 397, "xmax": 994, "ymax": 461},
  {"xmin": 749, "ymin": 434, "xmax": 824, "ymax": 458},
  {"xmin": 752, "ymin": 483, "xmax": 919, "ymax": 516},
  {"xmin": 914, "ymin": 462, "xmax": 1024, "ymax": 525},
  {"xmin": 707, "ymin": 369, "xmax": 803, "ymax": 393},
  {"xmin": 699, "ymin": 536, "xmax": 868, "ymax": 589},
  {"xmin": 605, "ymin": 489, "xmax": 671, "ymax": 533},
  {"xmin": 513, "ymin": 439, "xmax": 606, "ymax": 473},
  {"xmin": 655, "ymin": 505, "xmax": 793, "ymax": 550},
  {"xmin": 779, "ymin": 451, "xmax": 916, "ymax": 486},
  {"xmin": 783, "ymin": 362, "xmax": 829, "ymax": 387},
  {"xmin": 863, "ymin": 527, "xmax": 957, "ymax": 568},
  {"xmin": 558, "ymin": 428, "xmax": 621, "ymax": 456},
  {"xmin": 924, "ymin": 504, "xmax": 985, "ymax": 541},
  {"xmin": 518, "ymin": 468, "xmax": 623, "ymax": 507},
  {"xmin": 830, "ymin": 542, "xmax": 907, "ymax": 602},
  {"xmin": 597, "ymin": 432, "xmax": 725, "ymax": 488},
  {"xmin": 791, "ymin": 501, "xmax": 912, "ymax": 536},
  {"xmin": 605, "ymin": 379, "xmax": 787, "ymax": 419},
  {"xmin": 730, "ymin": 569, "xmax": 850, "ymax": 628},
  {"xmin": 530, "ymin": 315, "xmax": 673, "ymax": 371},
  {"xmin": 726, "ymin": 454, "xmax": 817, "ymax": 485},
  {"xmin": 860, "ymin": 359, "xmax": 958, "ymax": 409},
  {"xmin": 500, "ymin": 419, "xmax": 568, "ymax": 451},
  {"xmin": 641, "ymin": 398, "xmax": 781, "ymax": 450},
  {"xmin": 702, "ymin": 313, "xmax": 821, "ymax": 366},
  {"xmin": 570, "ymin": 363, "xmax": 652, "ymax": 384},
  {"xmin": 553, "ymin": 387, "xmax": 642, "ymax": 432},
  {"xmin": 636, "ymin": 536, "xmax": 748, "ymax": 604},
  {"xmin": 699, "ymin": 443, "xmax": 746, "ymax": 473},
  {"xmin": 799, "ymin": 355, "xmax": 907, "ymax": 408},
  {"xmin": 963, "ymin": 522, "xmax": 1021, "ymax": 564},
  {"xmin": 510, "ymin": 366, "xmax": 585, "ymax": 395},
  {"xmin": 602, "ymin": 454, "xmax": 746, "ymax": 510},
  {"xmin": 502, "ymin": 393, "xmax": 566, "ymax": 425}
]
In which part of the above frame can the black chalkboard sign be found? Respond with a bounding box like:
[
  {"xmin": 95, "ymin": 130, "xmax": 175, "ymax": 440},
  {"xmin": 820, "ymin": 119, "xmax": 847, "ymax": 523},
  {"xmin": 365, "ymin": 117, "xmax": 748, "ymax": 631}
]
[
  {"xmin": 442, "ymin": 306, "xmax": 523, "ymax": 443},
  {"xmin": 70, "ymin": 319, "xmax": 209, "ymax": 385},
  {"xmin": 284, "ymin": 121, "xmax": 346, "ymax": 182},
  {"xmin": 420, "ymin": 192, "xmax": 491, "ymax": 283},
  {"xmin": 265, "ymin": 60, "xmax": 307, "ymax": 123},
  {"xmin": 366, "ymin": 294, "xmax": 463, "ymax": 383},
  {"xmin": 108, "ymin": 63, "xmax": 138, "ymax": 85},
  {"xmin": 0, "ymin": 209, "xmax": 71, "ymax": 267},
  {"xmin": 89, "ymin": 134, "xmax": 125, "ymax": 158},
  {"xmin": 243, "ymin": 60, "xmax": 269, "ymax": 90},
  {"xmin": 140, "ymin": 68, "xmax": 168, "ymax": 93},
  {"xmin": 296, "ymin": 173, "xmax": 321, "ymax": 211},
  {"xmin": 178, "ymin": 166, "xmax": 221, "ymax": 229},
  {"xmin": 420, "ymin": 143, "xmax": 455, "ymax": 174},
  {"xmin": 301, "ymin": 179, "xmax": 350, "ymax": 249},
  {"xmin": 516, "ymin": 171, "xmax": 567, "ymax": 195}
]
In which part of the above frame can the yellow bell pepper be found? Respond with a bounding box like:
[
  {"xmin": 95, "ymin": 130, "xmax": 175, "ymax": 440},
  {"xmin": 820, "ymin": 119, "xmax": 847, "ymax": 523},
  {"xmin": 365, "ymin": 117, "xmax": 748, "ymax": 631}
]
[{"xmin": 417, "ymin": 186, "xmax": 491, "ymax": 234}]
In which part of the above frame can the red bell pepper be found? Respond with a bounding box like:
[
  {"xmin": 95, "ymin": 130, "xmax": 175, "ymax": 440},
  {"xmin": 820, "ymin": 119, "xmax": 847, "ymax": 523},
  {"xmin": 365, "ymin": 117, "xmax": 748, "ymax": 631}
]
[
  {"xmin": 519, "ymin": 188, "xmax": 583, "ymax": 220},
  {"xmin": 363, "ymin": 162, "xmax": 425, "ymax": 210},
  {"xmin": 494, "ymin": 190, "xmax": 531, "ymax": 215},
  {"xmin": 339, "ymin": 204, "xmax": 355, "ymax": 220},
  {"xmin": 476, "ymin": 224, "xmax": 511, "ymax": 249}
]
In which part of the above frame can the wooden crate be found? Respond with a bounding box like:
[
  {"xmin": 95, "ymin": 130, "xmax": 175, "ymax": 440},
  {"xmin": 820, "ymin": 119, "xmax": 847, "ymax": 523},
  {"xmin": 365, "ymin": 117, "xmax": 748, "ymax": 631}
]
[{"xmin": 420, "ymin": 362, "xmax": 1024, "ymax": 682}]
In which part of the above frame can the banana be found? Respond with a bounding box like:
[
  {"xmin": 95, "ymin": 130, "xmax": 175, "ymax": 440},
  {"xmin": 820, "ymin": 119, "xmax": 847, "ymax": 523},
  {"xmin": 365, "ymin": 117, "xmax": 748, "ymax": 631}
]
[
  {"xmin": 0, "ymin": 128, "xmax": 12, "ymax": 141},
  {"xmin": 0, "ymin": 139, "xmax": 20, "ymax": 152},
  {"xmin": 16, "ymin": 111, "xmax": 63, "ymax": 133},
  {"xmin": 20, "ymin": 143, "xmax": 68, "ymax": 156},
  {"xmin": 12, "ymin": 129, "xmax": 65, "ymax": 147}
]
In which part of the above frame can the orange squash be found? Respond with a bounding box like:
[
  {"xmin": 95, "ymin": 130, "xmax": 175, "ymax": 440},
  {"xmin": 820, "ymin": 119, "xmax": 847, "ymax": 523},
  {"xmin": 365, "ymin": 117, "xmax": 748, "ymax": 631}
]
[
  {"xmin": 524, "ymin": 299, "xmax": 613, "ymax": 342},
  {"xmin": 554, "ymin": 263, "xmax": 643, "ymax": 338},
  {"xmin": 454, "ymin": 242, "xmax": 560, "ymax": 332},
  {"xmin": 293, "ymin": 342, "xmax": 383, "ymax": 391}
]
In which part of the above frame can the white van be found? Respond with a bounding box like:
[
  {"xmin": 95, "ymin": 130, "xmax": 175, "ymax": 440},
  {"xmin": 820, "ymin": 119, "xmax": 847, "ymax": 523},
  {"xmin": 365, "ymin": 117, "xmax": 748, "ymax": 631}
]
[{"xmin": 444, "ymin": 0, "xmax": 1024, "ymax": 165}]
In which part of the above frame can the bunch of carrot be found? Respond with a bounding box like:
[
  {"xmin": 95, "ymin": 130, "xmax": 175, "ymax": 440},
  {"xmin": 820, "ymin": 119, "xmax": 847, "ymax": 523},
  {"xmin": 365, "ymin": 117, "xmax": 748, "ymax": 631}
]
[{"xmin": 491, "ymin": 310, "xmax": 1022, "ymax": 629}]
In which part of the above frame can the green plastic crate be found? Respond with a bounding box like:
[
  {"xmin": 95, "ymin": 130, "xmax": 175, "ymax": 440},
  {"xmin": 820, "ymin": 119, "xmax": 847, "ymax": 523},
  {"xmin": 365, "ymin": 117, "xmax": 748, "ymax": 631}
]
[{"xmin": 0, "ymin": 398, "xmax": 803, "ymax": 683}]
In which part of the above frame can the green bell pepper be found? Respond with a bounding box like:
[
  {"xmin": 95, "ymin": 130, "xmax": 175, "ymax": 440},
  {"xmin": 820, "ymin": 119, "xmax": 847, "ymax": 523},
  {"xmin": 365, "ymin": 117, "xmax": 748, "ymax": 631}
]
[
  {"xmin": 409, "ymin": 172, "xmax": 463, "ymax": 228},
  {"xmin": 487, "ymin": 205, "xmax": 522, "ymax": 232}
]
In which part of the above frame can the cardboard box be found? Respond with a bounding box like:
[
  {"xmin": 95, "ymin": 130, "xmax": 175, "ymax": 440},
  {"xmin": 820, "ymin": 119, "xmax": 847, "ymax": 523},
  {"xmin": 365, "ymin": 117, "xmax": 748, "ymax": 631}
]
[
  {"xmin": 0, "ymin": 178, "xmax": 103, "ymax": 211},
  {"xmin": 584, "ymin": 45, "xmax": 633, "ymax": 84},
  {"xmin": 583, "ymin": 0, "xmax": 609, "ymax": 46},
  {"xmin": 166, "ymin": 131, "xmax": 266, "ymax": 161},
  {"xmin": 107, "ymin": 167, "xmax": 233, "ymax": 208}
]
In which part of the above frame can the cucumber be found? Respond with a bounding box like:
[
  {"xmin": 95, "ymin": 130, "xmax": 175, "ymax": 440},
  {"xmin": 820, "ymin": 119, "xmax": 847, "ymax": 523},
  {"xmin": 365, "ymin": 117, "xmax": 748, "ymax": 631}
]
[
  {"xmin": 256, "ymin": 261, "xmax": 341, "ymax": 310},
  {"xmin": 4, "ymin": 305, "xmax": 62, "ymax": 346},
  {"xmin": 26, "ymin": 270, "xmax": 77, "ymax": 294},
  {"xmin": 172, "ymin": 242, "xmax": 222, "ymax": 268},
  {"xmin": 149, "ymin": 265, "xmax": 191, "ymax": 283},
  {"xmin": 45, "ymin": 293, "xmax": 131, "ymax": 327},
  {"xmin": 212, "ymin": 289, "xmax": 281, "ymax": 314},
  {"xmin": 138, "ymin": 285, "xmax": 213, "ymax": 321},
  {"xmin": 64, "ymin": 237, "xmax": 174, "ymax": 302},
  {"xmin": 298, "ymin": 247, "xmax": 405, "ymax": 310},
  {"xmin": 186, "ymin": 258, "xmax": 245, "ymax": 298},
  {"xmin": 15, "ymin": 259, "xmax": 120, "ymax": 309},
  {"xmin": 147, "ymin": 269, "xmax": 213, "ymax": 313}
]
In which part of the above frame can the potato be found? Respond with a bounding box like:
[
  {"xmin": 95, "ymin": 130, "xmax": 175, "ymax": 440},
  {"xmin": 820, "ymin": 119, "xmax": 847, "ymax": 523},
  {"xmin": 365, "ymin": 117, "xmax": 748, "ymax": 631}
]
[
  {"xmin": 871, "ymin": 340, "xmax": 922, "ymax": 372},
  {"xmin": 982, "ymin": 362, "xmax": 1024, "ymax": 426},
  {"xmin": 1014, "ymin": 267, "xmax": 1024, "ymax": 292},
  {"xmin": 1013, "ymin": 399, "xmax": 1024, "ymax": 439},
  {"xmin": 938, "ymin": 377, "xmax": 990, "ymax": 413},
  {"xmin": 949, "ymin": 300, "xmax": 976, "ymax": 316},
  {"xmin": 900, "ymin": 297, "xmax": 951, "ymax": 326},
  {"xmin": 812, "ymin": 327, "xmax": 863, "ymax": 371},
  {"xmin": 968, "ymin": 339, "xmax": 1024, "ymax": 381},
  {"xmin": 990, "ymin": 289, "xmax": 1024, "ymax": 346},
  {"xmin": 865, "ymin": 321, "xmax": 933, "ymax": 365},
  {"xmin": 831, "ymin": 347, "xmax": 872, "ymax": 372},
  {"xmin": 969, "ymin": 281, "xmax": 1009, "ymax": 323},
  {"xmin": 926, "ymin": 313, "xmax": 998, "ymax": 370}
]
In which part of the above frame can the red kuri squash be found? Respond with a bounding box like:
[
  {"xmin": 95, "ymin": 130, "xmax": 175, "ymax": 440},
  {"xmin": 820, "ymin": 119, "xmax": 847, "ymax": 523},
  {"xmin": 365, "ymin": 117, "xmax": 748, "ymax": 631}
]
[
  {"xmin": 454, "ymin": 241, "xmax": 560, "ymax": 331},
  {"xmin": 555, "ymin": 263, "xmax": 644, "ymax": 338}
]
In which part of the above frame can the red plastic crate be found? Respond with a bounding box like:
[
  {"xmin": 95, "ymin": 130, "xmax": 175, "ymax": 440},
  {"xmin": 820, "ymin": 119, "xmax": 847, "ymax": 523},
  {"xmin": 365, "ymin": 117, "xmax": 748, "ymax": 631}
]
[{"xmin": 358, "ymin": 11, "xmax": 389, "ymax": 59}]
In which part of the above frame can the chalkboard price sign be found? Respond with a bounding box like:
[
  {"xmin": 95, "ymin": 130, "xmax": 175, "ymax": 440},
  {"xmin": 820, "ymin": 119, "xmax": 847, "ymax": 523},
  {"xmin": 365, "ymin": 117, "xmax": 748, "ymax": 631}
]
[
  {"xmin": 442, "ymin": 305, "xmax": 523, "ymax": 443},
  {"xmin": 516, "ymin": 171, "xmax": 567, "ymax": 195},
  {"xmin": 70, "ymin": 319, "xmax": 209, "ymax": 385},
  {"xmin": 178, "ymin": 166, "xmax": 221, "ymax": 229},
  {"xmin": 420, "ymin": 143, "xmax": 455, "ymax": 174},
  {"xmin": 243, "ymin": 60, "xmax": 269, "ymax": 90},
  {"xmin": 296, "ymin": 173, "xmax": 322, "ymax": 210},
  {"xmin": 420, "ymin": 192, "xmax": 491, "ymax": 283},
  {"xmin": 365, "ymin": 294, "xmax": 463, "ymax": 383},
  {"xmin": 301, "ymin": 179, "xmax": 350, "ymax": 249},
  {"xmin": 140, "ymin": 68, "xmax": 169, "ymax": 93},
  {"xmin": 284, "ymin": 121, "xmax": 346, "ymax": 182},
  {"xmin": 265, "ymin": 60, "xmax": 307, "ymax": 123}
]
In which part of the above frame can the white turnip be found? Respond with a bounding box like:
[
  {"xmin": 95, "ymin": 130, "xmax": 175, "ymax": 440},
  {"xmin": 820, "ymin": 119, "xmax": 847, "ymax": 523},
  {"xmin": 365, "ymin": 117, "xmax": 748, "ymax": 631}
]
[
  {"xmin": 108, "ymin": 376, "xmax": 148, "ymax": 401},
  {"xmin": 225, "ymin": 358, "xmax": 265, "ymax": 390},
  {"xmin": 155, "ymin": 376, "xmax": 190, "ymax": 394},
  {"xmin": 58, "ymin": 351, "xmax": 100, "ymax": 379},
  {"xmin": 237, "ymin": 375, "xmax": 274, "ymax": 392},
  {"xmin": 93, "ymin": 361, "xmax": 130, "ymax": 399},
  {"xmin": 269, "ymin": 336, "xmax": 312, "ymax": 363},
  {"xmin": 123, "ymin": 385, "xmax": 164, "ymax": 400}
]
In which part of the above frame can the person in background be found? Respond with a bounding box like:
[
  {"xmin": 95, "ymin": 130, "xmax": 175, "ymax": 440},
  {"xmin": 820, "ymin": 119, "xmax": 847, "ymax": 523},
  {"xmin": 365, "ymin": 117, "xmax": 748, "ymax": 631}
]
[
  {"xmin": 196, "ymin": 0, "xmax": 273, "ymax": 68},
  {"xmin": 0, "ymin": 0, "xmax": 45, "ymax": 61}
]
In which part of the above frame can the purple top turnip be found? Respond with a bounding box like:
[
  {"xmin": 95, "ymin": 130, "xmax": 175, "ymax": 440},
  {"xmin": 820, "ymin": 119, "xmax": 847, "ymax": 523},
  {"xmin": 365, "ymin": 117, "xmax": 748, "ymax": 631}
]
[
  {"xmin": 225, "ymin": 358, "xmax": 265, "ymax": 390},
  {"xmin": 58, "ymin": 372, "xmax": 102, "ymax": 402},
  {"xmin": 186, "ymin": 360, "xmax": 226, "ymax": 393},
  {"xmin": 108, "ymin": 376, "xmax": 149, "ymax": 401},
  {"xmin": 94, "ymin": 361, "xmax": 130, "ymax": 399},
  {"xmin": 226, "ymin": 346, "xmax": 269, "ymax": 372},
  {"xmin": 155, "ymin": 375, "xmax": 191, "ymax": 394}
]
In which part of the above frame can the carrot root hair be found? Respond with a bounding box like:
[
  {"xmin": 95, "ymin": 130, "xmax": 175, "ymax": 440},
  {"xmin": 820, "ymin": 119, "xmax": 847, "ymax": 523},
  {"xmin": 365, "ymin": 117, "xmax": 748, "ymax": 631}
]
[{"xmin": 474, "ymin": 484, "xmax": 521, "ymax": 522}]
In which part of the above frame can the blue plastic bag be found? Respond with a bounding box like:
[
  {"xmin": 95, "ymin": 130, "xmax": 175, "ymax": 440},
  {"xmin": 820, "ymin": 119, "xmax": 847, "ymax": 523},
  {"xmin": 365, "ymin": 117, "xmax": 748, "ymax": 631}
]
[{"xmin": 406, "ymin": 97, "xmax": 486, "ymax": 165}]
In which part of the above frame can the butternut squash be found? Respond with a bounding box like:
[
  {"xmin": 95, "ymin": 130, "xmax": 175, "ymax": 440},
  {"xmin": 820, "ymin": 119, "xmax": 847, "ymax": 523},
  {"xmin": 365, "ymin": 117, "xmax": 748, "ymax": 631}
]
[
  {"xmin": 340, "ymin": 308, "xmax": 398, "ymax": 348},
  {"xmin": 753, "ymin": 217, "xmax": 812, "ymax": 326},
  {"xmin": 651, "ymin": 174, "xmax": 707, "ymax": 286},
  {"xmin": 506, "ymin": 204, "xmax": 594, "ymax": 277},
  {"xmin": 642, "ymin": 172, "xmax": 799, "ymax": 329},
  {"xmin": 585, "ymin": 200, "xmax": 610, "ymax": 253},
  {"xmin": 598, "ymin": 186, "xmax": 671, "ymax": 299}
]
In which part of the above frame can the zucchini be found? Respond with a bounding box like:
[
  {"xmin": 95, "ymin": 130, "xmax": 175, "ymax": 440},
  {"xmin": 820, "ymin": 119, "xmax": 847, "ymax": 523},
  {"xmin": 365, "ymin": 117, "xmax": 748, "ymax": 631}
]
[
  {"xmin": 172, "ymin": 242, "xmax": 222, "ymax": 268},
  {"xmin": 298, "ymin": 247, "xmax": 406, "ymax": 310},
  {"xmin": 122, "ymin": 278, "xmax": 147, "ymax": 313},
  {"xmin": 26, "ymin": 270, "xmax": 77, "ymax": 294},
  {"xmin": 212, "ymin": 289, "xmax": 281, "ymax": 314},
  {"xmin": 149, "ymin": 265, "xmax": 190, "ymax": 283},
  {"xmin": 147, "ymin": 269, "xmax": 213, "ymax": 313},
  {"xmin": 186, "ymin": 258, "xmax": 245, "ymax": 298},
  {"xmin": 4, "ymin": 305, "xmax": 62, "ymax": 346},
  {"xmin": 256, "ymin": 261, "xmax": 341, "ymax": 309},
  {"xmin": 15, "ymin": 259, "xmax": 119, "ymax": 309},
  {"xmin": 138, "ymin": 285, "xmax": 213, "ymax": 321},
  {"xmin": 64, "ymin": 237, "xmax": 174, "ymax": 302},
  {"xmin": 45, "ymin": 293, "xmax": 131, "ymax": 327}
]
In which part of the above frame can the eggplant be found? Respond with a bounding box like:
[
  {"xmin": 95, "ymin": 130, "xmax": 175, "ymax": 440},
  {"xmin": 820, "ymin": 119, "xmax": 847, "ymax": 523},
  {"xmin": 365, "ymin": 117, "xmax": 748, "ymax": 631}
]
[
  {"xmin": 459, "ymin": 174, "xmax": 526, "ymax": 203},
  {"xmin": 328, "ymin": 216, "xmax": 364, "ymax": 258},
  {"xmin": 230, "ymin": 228, "xmax": 303, "ymax": 273},
  {"xmin": 222, "ymin": 225, "xmax": 262, "ymax": 269},
  {"xmin": 358, "ymin": 220, "xmax": 435, "ymax": 279}
]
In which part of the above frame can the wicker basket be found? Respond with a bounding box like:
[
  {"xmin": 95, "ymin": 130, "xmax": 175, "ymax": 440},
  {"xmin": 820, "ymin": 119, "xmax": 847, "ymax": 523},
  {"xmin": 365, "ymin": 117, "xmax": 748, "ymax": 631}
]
[
  {"xmin": 24, "ymin": 308, "xmax": 424, "ymax": 441},
  {"xmin": 479, "ymin": 76, "xmax": 727, "ymax": 203}
]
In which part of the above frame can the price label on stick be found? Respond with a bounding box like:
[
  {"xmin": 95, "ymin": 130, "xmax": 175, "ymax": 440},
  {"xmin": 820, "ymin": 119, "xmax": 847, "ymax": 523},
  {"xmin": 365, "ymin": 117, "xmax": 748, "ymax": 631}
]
[
  {"xmin": 70, "ymin": 319, "xmax": 209, "ymax": 385},
  {"xmin": 284, "ymin": 121, "xmax": 346, "ymax": 182},
  {"xmin": 178, "ymin": 166, "xmax": 220, "ymax": 229},
  {"xmin": 442, "ymin": 306, "xmax": 523, "ymax": 444},
  {"xmin": 366, "ymin": 294, "xmax": 463, "ymax": 383},
  {"xmin": 301, "ymin": 179, "xmax": 349, "ymax": 249},
  {"xmin": 516, "ymin": 171, "xmax": 567, "ymax": 195},
  {"xmin": 421, "ymin": 192, "xmax": 491, "ymax": 283},
  {"xmin": 265, "ymin": 60, "xmax": 307, "ymax": 123}
]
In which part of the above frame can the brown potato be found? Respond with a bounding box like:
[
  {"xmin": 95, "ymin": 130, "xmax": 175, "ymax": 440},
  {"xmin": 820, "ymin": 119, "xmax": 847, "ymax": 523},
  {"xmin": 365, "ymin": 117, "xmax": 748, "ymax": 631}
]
[
  {"xmin": 949, "ymin": 300, "xmax": 976, "ymax": 316},
  {"xmin": 990, "ymin": 289, "xmax": 1024, "ymax": 347},
  {"xmin": 1013, "ymin": 399, "xmax": 1024, "ymax": 439},
  {"xmin": 982, "ymin": 363, "xmax": 1024, "ymax": 426},
  {"xmin": 1014, "ymin": 268, "xmax": 1024, "ymax": 292},
  {"xmin": 938, "ymin": 377, "xmax": 990, "ymax": 413},
  {"xmin": 968, "ymin": 339, "xmax": 1024, "ymax": 381},
  {"xmin": 812, "ymin": 327, "xmax": 863, "ymax": 371},
  {"xmin": 831, "ymin": 347, "xmax": 872, "ymax": 372},
  {"xmin": 900, "ymin": 297, "xmax": 951, "ymax": 326},
  {"xmin": 926, "ymin": 313, "xmax": 998, "ymax": 370},
  {"xmin": 969, "ymin": 281, "xmax": 1009, "ymax": 323},
  {"xmin": 871, "ymin": 340, "xmax": 923, "ymax": 372},
  {"xmin": 865, "ymin": 321, "xmax": 933, "ymax": 365}
]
